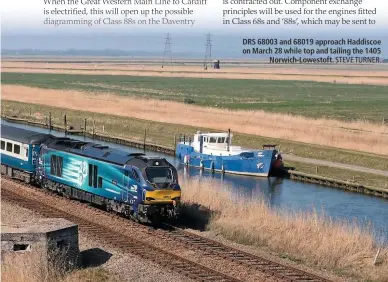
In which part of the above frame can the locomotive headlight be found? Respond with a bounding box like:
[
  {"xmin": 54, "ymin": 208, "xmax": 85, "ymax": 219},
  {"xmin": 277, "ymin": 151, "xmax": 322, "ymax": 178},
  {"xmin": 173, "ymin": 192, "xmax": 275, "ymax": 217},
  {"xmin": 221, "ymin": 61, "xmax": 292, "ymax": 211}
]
[{"xmin": 146, "ymin": 197, "xmax": 155, "ymax": 201}]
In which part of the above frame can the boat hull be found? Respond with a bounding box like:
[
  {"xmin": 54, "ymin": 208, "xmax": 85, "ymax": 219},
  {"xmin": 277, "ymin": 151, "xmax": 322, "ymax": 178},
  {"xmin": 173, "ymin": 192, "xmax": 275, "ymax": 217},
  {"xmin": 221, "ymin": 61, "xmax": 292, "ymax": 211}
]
[{"xmin": 176, "ymin": 144, "xmax": 277, "ymax": 177}]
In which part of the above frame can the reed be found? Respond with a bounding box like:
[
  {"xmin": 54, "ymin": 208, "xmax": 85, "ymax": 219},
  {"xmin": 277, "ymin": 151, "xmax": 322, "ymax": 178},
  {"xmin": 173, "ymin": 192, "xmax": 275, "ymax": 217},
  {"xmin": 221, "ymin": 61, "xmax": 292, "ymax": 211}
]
[
  {"xmin": 2, "ymin": 85, "xmax": 388, "ymax": 155},
  {"xmin": 180, "ymin": 175, "xmax": 388, "ymax": 281}
]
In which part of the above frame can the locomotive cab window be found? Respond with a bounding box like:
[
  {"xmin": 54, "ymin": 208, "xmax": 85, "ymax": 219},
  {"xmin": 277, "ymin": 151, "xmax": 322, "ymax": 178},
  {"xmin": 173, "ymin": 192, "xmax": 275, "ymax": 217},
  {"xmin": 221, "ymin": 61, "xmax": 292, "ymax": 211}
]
[
  {"xmin": 6, "ymin": 142, "xmax": 12, "ymax": 152},
  {"xmin": 14, "ymin": 144, "xmax": 21, "ymax": 155},
  {"xmin": 1, "ymin": 141, "xmax": 5, "ymax": 150},
  {"xmin": 146, "ymin": 167, "xmax": 174, "ymax": 184}
]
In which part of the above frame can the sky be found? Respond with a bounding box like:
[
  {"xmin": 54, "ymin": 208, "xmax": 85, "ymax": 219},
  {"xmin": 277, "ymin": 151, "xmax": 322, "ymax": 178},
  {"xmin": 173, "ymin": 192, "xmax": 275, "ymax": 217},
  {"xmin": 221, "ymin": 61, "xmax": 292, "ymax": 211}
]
[{"xmin": 1, "ymin": 0, "xmax": 387, "ymax": 55}]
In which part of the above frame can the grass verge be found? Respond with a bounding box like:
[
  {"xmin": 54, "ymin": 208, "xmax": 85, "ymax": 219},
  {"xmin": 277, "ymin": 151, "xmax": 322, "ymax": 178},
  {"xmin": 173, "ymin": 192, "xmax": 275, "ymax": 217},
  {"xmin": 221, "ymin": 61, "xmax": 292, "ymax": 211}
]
[
  {"xmin": 2, "ymin": 100, "xmax": 388, "ymax": 188},
  {"xmin": 1, "ymin": 249, "xmax": 116, "ymax": 282},
  {"xmin": 180, "ymin": 176, "xmax": 388, "ymax": 282},
  {"xmin": 284, "ymin": 160, "xmax": 388, "ymax": 190}
]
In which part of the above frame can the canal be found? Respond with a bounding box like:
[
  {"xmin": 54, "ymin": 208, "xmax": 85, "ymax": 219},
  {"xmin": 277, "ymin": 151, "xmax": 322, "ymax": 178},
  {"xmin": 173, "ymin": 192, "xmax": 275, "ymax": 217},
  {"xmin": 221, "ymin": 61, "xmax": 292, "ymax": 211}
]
[{"xmin": 3, "ymin": 120, "xmax": 388, "ymax": 243}]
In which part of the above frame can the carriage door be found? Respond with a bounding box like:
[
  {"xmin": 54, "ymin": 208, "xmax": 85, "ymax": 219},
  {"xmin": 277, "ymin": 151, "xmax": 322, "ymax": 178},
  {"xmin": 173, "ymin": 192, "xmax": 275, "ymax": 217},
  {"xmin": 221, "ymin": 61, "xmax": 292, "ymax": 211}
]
[
  {"xmin": 37, "ymin": 146, "xmax": 46, "ymax": 178},
  {"xmin": 122, "ymin": 165, "xmax": 131, "ymax": 202}
]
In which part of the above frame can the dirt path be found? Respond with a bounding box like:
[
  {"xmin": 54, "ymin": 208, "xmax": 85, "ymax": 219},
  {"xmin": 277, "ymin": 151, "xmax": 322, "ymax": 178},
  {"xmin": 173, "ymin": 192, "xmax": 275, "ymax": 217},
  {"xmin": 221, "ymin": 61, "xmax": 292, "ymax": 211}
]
[{"xmin": 283, "ymin": 154, "xmax": 388, "ymax": 178}]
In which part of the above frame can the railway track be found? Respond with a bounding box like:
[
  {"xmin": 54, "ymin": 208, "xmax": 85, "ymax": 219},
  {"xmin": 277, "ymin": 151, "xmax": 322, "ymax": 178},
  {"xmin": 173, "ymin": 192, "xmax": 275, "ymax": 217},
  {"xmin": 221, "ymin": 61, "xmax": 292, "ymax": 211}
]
[
  {"xmin": 157, "ymin": 224, "xmax": 331, "ymax": 282},
  {"xmin": 2, "ymin": 179, "xmax": 332, "ymax": 282},
  {"xmin": 2, "ymin": 187, "xmax": 240, "ymax": 282}
]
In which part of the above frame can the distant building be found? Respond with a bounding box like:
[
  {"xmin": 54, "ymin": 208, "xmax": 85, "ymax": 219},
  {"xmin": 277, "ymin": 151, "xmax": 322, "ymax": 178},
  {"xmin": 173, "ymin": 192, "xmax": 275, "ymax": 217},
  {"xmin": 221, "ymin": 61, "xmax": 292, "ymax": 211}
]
[{"xmin": 213, "ymin": 60, "xmax": 220, "ymax": 69}]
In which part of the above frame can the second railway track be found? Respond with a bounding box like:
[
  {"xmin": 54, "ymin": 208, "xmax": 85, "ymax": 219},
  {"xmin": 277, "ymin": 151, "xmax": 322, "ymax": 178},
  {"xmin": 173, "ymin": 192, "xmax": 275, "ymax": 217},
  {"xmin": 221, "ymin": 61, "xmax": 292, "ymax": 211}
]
[
  {"xmin": 1, "ymin": 178, "xmax": 332, "ymax": 282},
  {"xmin": 155, "ymin": 224, "xmax": 331, "ymax": 282}
]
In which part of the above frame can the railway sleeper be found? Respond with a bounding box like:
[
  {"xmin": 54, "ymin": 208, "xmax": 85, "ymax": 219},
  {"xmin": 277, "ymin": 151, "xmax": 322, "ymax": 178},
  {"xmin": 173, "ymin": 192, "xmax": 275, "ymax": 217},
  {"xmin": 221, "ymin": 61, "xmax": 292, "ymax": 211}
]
[{"xmin": 3, "ymin": 176, "xmax": 330, "ymax": 282}]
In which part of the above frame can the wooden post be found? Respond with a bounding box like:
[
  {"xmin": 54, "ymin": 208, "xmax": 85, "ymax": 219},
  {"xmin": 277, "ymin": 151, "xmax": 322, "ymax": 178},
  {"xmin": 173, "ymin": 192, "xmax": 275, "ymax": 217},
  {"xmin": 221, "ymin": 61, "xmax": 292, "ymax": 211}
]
[
  {"xmin": 93, "ymin": 120, "xmax": 96, "ymax": 139},
  {"xmin": 64, "ymin": 114, "xmax": 67, "ymax": 134},
  {"xmin": 143, "ymin": 129, "xmax": 147, "ymax": 152},
  {"xmin": 373, "ymin": 248, "xmax": 381, "ymax": 265},
  {"xmin": 49, "ymin": 112, "xmax": 52, "ymax": 131},
  {"xmin": 102, "ymin": 125, "xmax": 105, "ymax": 133},
  {"xmin": 84, "ymin": 118, "xmax": 87, "ymax": 136},
  {"xmin": 315, "ymin": 166, "xmax": 318, "ymax": 174},
  {"xmin": 227, "ymin": 129, "xmax": 231, "ymax": 152}
]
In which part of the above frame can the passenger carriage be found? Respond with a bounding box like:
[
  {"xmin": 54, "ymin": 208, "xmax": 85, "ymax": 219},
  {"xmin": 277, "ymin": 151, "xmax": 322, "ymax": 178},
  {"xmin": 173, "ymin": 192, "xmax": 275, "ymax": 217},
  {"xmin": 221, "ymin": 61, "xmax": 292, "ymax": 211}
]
[{"xmin": 0, "ymin": 125, "xmax": 53, "ymax": 183}]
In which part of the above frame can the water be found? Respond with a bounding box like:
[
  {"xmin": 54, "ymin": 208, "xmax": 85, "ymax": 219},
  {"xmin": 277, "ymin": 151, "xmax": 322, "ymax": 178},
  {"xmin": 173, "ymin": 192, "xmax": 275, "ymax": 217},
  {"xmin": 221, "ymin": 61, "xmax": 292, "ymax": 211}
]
[{"xmin": 3, "ymin": 120, "xmax": 388, "ymax": 243}]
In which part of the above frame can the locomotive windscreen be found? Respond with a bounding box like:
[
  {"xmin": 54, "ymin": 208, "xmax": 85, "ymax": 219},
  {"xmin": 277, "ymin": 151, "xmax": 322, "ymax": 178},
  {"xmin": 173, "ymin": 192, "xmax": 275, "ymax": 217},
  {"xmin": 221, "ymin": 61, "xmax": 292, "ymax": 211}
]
[
  {"xmin": 125, "ymin": 156, "xmax": 179, "ymax": 188},
  {"xmin": 146, "ymin": 167, "xmax": 174, "ymax": 185}
]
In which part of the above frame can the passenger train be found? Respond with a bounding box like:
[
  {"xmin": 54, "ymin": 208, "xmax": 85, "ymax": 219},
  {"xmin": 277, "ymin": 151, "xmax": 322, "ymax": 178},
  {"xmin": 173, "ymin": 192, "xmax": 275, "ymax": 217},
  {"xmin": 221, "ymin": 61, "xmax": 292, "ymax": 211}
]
[{"xmin": 0, "ymin": 124, "xmax": 181, "ymax": 223}]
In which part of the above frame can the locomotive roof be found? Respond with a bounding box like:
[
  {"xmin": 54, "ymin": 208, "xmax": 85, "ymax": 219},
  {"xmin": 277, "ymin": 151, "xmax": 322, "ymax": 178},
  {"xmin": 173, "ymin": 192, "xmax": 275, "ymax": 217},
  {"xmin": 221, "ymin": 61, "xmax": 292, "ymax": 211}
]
[
  {"xmin": 1, "ymin": 124, "xmax": 54, "ymax": 145},
  {"xmin": 43, "ymin": 136, "xmax": 168, "ymax": 167}
]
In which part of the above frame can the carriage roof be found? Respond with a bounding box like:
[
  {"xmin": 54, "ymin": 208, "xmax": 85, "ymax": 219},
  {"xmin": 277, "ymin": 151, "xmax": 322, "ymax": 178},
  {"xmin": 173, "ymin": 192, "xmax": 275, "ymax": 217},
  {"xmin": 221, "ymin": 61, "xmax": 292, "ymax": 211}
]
[{"xmin": 1, "ymin": 124, "xmax": 54, "ymax": 145}]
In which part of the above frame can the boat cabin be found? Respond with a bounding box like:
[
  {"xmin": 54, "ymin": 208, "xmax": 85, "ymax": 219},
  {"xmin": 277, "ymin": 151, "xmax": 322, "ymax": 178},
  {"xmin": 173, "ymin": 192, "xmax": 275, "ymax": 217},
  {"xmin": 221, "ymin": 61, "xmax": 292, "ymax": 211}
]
[{"xmin": 191, "ymin": 131, "xmax": 233, "ymax": 154}]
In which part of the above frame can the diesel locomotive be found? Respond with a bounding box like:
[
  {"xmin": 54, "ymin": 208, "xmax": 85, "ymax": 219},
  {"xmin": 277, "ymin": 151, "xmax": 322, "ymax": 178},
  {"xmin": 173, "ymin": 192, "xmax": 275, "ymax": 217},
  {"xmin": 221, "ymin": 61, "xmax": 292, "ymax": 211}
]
[{"xmin": 1, "ymin": 124, "xmax": 181, "ymax": 223}]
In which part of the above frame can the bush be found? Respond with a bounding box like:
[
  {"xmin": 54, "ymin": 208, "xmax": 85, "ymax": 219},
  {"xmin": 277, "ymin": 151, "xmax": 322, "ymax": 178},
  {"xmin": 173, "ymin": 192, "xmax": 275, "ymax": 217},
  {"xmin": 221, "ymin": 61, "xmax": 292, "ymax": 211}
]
[{"xmin": 183, "ymin": 98, "xmax": 196, "ymax": 104}]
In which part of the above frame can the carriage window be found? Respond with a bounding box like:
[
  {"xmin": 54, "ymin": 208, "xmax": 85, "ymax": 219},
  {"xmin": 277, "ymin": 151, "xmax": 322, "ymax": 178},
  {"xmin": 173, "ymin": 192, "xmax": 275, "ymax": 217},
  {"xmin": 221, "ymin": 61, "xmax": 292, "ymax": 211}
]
[
  {"xmin": 98, "ymin": 177, "xmax": 102, "ymax": 188},
  {"xmin": 6, "ymin": 142, "xmax": 12, "ymax": 152},
  {"xmin": 218, "ymin": 137, "xmax": 225, "ymax": 143},
  {"xmin": 209, "ymin": 137, "xmax": 217, "ymax": 143},
  {"xmin": 1, "ymin": 141, "xmax": 5, "ymax": 150},
  {"xmin": 14, "ymin": 145, "xmax": 21, "ymax": 154},
  {"xmin": 26, "ymin": 148, "xmax": 29, "ymax": 157}
]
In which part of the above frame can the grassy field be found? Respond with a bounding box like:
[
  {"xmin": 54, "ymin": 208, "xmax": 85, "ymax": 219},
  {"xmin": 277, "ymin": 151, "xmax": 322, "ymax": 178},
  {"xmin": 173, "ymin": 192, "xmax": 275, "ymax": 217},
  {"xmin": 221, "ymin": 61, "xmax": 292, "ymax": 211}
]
[
  {"xmin": 3, "ymin": 100, "xmax": 388, "ymax": 188},
  {"xmin": 2, "ymin": 72, "xmax": 388, "ymax": 122}
]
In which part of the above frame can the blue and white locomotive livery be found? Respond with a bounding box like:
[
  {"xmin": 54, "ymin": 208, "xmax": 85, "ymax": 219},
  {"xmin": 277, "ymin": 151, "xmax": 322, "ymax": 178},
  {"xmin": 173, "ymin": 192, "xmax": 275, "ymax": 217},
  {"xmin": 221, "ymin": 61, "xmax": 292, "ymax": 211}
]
[{"xmin": 1, "ymin": 124, "xmax": 181, "ymax": 223}]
